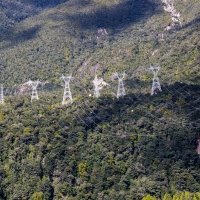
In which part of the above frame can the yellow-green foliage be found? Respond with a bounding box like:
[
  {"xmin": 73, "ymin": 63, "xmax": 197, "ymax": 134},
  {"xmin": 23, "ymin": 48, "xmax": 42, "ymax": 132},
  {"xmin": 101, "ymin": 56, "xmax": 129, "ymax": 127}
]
[
  {"xmin": 149, "ymin": 105, "xmax": 156, "ymax": 111},
  {"xmin": 152, "ymin": 158, "xmax": 160, "ymax": 169},
  {"xmin": 142, "ymin": 194, "xmax": 157, "ymax": 200},
  {"xmin": 162, "ymin": 192, "xmax": 200, "ymax": 200},
  {"xmin": 78, "ymin": 162, "xmax": 88, "ymax": 177},
  {"xmin": 54, "ymin": 131, "xmax": 60, "ymax": 138},
  {"xmin": 78, "ymin": 132, "xmax": 84, "ymax": 141},
  {"xmin": 163, "ymin": 193, "xmax": 172, "ymax": 200},
  {"xmin": 109, "ymin": 154, "xmax": 115, "ymax": 166},
  {"xmin": 0, "ymin": 112, "xmax": 4, "ymax": 120},
  {"xmin": 4, "ymin": 163, "xmax": 9, "ymax": 174},
  {"xmin": 160, "ymin": 106, "xmax": 170, "ymax": 115},
  {"xmin": 24, "ymin": 127, "xmax": 31, "ymax": 134},
  {"xmin": 31, "ymin": 192, "xmax": 44, "ymax": 200},
  {"xmin": 130, "ymin": 133, "xmax": 137, "ymax": 144},
  {"xmin": 143, "ymin": 192, "xmax": 200, "ymax": 200}
]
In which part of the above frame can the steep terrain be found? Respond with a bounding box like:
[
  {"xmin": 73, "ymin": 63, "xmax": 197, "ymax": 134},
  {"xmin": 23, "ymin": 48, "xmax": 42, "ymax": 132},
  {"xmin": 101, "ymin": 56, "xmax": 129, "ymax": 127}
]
[
  {"xmin": 0, "ymin": 0, "xmax": 199, "ymax": 87},
  {"xmin": 0, "ymin": 0, "xmax": 69, "ymax": 32},
  {"xmin": 0, "ymin": 0, "xmax": 200, "ymax": 199}
]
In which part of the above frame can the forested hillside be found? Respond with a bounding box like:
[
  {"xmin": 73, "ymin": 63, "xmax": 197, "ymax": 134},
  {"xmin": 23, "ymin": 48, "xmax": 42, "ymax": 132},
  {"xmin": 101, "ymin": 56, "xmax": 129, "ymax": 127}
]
[
  {"xmin": 0, "ymin": 0, "xmax": 199, "ymax": 87},
  {"xmin": 0, "ymin": 0, "xmax": 69, "ymax": 32},
  {"xmin": 0, "ymin": 0, "xmax": 200, "ymax": 199}
]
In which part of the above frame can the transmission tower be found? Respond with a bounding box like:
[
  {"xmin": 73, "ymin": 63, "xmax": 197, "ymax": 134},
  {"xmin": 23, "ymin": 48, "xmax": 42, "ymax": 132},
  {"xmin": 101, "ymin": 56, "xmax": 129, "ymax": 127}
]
[
  {"xmin": 149, "ymin": 64, "xmax": 162, "ymax": 95},
  {"xmin": 92, "ymin": 74, "xmax": 100, "ymax": 98},
  {"xmin": 60, "ymin": 74, "xmax": 73, "ymax": 105},
  {"xmin": 0, "ymin": 86, "xmax": 4, "ymax": 104},
  {"xmin": 115, "ymin": 72, "xmax": 126, "ymax": 99},
  {"xmin": 30, "ymin": 80, "xmax": 40, "ymax": 102}
]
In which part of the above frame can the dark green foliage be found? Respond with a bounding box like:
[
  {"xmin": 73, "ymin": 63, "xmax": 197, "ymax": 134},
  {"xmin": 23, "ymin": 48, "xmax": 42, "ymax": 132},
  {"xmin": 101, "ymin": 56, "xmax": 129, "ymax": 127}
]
[
  {"xmin": 0, "ymin": 0, "xmax": 200, "ymax": 199},
  {"xmin": 0, "ymin": 82, "xmax": 200, "ymax": 199}
]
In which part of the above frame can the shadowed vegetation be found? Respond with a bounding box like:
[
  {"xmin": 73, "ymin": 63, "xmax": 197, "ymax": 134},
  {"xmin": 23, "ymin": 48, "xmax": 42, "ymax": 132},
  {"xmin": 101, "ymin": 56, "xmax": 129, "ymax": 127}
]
[
  {"xmin": 0, "ymin": 0, "xmax": 200, "ymax": 199},
  {"xmin": 53, "ymin": 0, "xmax": 160, "ymax": 30},
  {"xmin": 0, "ymin": 80, "xmax": 200, "ymax": 199}
]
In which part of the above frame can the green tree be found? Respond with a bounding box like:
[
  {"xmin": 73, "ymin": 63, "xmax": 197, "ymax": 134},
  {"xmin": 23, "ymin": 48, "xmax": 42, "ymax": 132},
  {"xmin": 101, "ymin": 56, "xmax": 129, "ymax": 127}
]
[
  {"xmin": 78, "ymin": 162, "xmax": 88, "ymax": 178},
  {"xmin": 163, "ymin": 193, "xmax": 172, "ymax": 200},
  {"xmin": 142, "ymin": 194, "xmax": 157, "ymax": 200},
  {"xmin": 31, "ymin": 192, "xmax": 43, "ymax": 200}
]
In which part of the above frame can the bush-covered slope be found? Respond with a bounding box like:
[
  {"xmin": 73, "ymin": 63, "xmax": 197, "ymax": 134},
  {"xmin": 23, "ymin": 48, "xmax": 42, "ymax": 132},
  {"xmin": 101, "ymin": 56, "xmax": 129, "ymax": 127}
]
[
  {"xmin": 0, "ymin": 83, "xmax": 200, "ymax": 199},
  {"xmin": 0, "ymin": 0, "xmax": 70, "ymax": 32},
  {"xmin": 0, "ymin": 0, "xmax": 200, "ymax": 199},
  {"xmin": 0, "ymin": 0, "xmax": 199, "ymax": 88},
  {"xmin": 0, "ymin": 82, "xmax": 200, "ymax": 199},
  {"xmin": 0, "ymin": 0, "xmax": 38, "ymax": 29}
]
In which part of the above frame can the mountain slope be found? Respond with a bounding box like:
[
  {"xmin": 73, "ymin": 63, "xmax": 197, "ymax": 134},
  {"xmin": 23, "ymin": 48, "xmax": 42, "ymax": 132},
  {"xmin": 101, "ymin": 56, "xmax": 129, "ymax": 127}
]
[
  {"xmin": 0, "ymin": 0, "xmax": 199, "ymax": 89},
  {"xmin": 0, "ymin": 81, "xmax": 200, "ymax": 199},
  {"xmin": 0, "ymin": 0, "xmax": 200, "ymax": 199}
]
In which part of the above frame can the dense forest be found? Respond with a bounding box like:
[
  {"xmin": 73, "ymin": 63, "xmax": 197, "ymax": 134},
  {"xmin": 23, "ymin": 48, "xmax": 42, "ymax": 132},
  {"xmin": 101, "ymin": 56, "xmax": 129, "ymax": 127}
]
[{"xmin": 0, "ymin": 0, "xmax": 200, "ymax": 199}]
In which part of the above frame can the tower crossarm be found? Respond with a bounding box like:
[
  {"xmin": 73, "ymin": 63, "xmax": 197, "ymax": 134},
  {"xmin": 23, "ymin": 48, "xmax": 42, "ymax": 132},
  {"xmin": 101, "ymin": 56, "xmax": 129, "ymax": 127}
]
[
  {"xmin": 60, "ymin": 74, "xmax": 73, "ymax": 81},
  {"xmin": 30, "ymin": 80, "xmax": 40, "ymax": 89},
  {"xmin": 114, "ymin": 72, "xmax": 126, "ymax": 80},
  {"xmin": 150, "ymin": 65, "xmax": 160, "ymax": 75}
]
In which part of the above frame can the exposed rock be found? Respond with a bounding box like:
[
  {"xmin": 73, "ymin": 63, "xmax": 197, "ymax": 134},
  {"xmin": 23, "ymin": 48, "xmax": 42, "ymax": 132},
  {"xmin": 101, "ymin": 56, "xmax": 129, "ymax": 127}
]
[
  {"xmin": 161, "ymin": 0, "xmax": 181, "ymax": 27},
  {"xmin": 95, "ymin": 28, "xmax": 108, "ymax": 41}
]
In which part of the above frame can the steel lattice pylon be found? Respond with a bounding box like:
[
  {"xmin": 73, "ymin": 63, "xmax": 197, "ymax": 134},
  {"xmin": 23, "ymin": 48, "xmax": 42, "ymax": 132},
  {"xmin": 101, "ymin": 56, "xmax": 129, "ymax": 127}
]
[
  {"xmin": 92, "ymin": 74, "xmax": 100, "ymax": 98},
  {"xmin": 115, "ymin": 72, "xmax": 126, "ymax": 99},
  {"xmin": 60, "ymin": 74, "xmax": 73, "ymax": 105},
  {"xmin": 149, "ymin": 65, "xmax": 162, "ymax": 95},
  {"xmin": 29, "ymin": 80, "xmax": 40, "ymax": 102}
]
